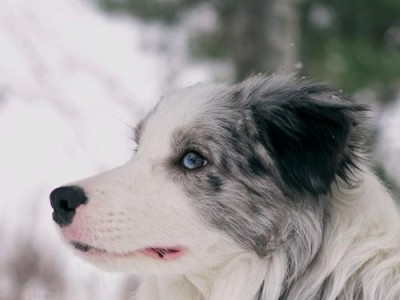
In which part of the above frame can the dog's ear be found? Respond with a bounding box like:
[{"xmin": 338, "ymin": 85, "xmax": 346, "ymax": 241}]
[{"xmin": 245, "ymin": 76, "xmax": 367, "ymax": 196}]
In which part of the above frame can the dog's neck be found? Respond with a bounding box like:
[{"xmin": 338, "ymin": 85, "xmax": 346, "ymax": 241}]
[
  {"xmin": 273, "ymin": 168, "xmax": 400, "ymax": 300},
  {"xmin": 137, "ymin": 253, "xmax": 269, "ymax": 300}
]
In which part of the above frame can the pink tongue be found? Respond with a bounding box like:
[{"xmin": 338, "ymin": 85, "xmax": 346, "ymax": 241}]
[{"xmin": 142, "ymin": 247, "xmax": 182, "ymax": 260}]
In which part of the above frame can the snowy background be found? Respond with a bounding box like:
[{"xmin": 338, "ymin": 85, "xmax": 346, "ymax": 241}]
[
  {"xmin": 0, "ymin": 0, "xmax": 216, "ymax": 299},
  {"xmin": 0, "ymin": 0, "xmax": 399, "ymax": 299}
]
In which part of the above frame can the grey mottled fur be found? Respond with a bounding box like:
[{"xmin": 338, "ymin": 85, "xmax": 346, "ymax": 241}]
[{"xmin": 136, "ymin": 74, "xmax": 373, "ymax": 299}]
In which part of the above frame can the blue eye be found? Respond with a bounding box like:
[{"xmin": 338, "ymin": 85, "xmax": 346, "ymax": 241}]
[{"xmin": 182, "ymin": 152, "xmax": 207, "ymax": 170}]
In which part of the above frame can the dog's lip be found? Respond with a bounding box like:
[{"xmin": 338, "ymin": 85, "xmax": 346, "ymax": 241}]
[
  {"xmin": 71, "ymin": 241, "xmax": 185, "ymax": 260},
  {"xmin": 141, "ymin": 246, "xmax": 185, "ymax": 260}
]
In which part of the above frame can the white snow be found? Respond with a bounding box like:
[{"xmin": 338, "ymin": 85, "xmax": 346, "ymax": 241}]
[{"xmin": 0, "ymin": 0, "xmax": 213, "ymax": 298}]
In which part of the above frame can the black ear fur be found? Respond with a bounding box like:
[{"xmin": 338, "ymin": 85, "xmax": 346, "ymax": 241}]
[{"xmin": 247, "ymin": 77, "xmax": 367, "ymax": 196}]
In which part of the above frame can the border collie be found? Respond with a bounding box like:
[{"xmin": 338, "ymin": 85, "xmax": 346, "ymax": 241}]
[{"xmin": 50, "ymin": 75, "xmax": 400, "ymax": 300}]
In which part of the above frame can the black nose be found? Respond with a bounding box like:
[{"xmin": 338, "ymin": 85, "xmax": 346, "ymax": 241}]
[{"xmin": 50, "ymin": 186, "xmax": 87, "ymax": 227}]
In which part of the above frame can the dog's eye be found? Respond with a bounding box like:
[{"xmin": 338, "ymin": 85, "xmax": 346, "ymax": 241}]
[{"xmin": 181, "ymin": 152, "xmax": 207, "ymax": 170}]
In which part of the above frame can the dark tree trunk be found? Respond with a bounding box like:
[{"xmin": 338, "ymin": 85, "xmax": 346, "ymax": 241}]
[{"xmin": 218, "ymin": 0, "xmax": 299, "ymax": 80}]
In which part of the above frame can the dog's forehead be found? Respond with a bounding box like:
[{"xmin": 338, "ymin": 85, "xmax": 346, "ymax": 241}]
[{"xmin": 138, "ymin": 83, "xmax": 232, "ymax": 155}]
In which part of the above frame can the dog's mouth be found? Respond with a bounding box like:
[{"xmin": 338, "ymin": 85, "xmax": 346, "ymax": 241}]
[
  {"xmin": 71, "ymin": 241, "xmax": 184, "ymax": 260},
  {"xmin": 141, "ymin": 247, "xmax": 183, "ymax": 260}
]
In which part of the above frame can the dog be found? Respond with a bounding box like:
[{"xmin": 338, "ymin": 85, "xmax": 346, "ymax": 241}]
[{"xmin": 50, "ymin": 74, "xmax": 400, "ymax": 300}]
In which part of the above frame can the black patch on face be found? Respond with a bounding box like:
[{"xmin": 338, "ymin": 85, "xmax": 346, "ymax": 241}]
[
  {"xmin": 207, "ymin": 175, "xmax": 223, "ymax": 193},
  {"xmin": 247, "ymin": 154, "xmax": 271, "ymax": 177},
  {"xmin": 254, "ymin": 234, "xmax": 268, "ymax": 250},
  {"xmin": 248, "ymin": 79, "xmax": 367, "ymax": 196},
  {"xmin": 220, "ymin": 156, "xmax": 231, "ymax": 174},
  {"xmin": 249, "ymin": 202, "xmax": 262, "ymax": 215}
]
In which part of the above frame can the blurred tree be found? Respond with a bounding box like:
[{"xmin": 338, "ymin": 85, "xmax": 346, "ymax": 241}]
[
  {"xmin": 3, "ymin": 238, "xmax": 66, "ymax": 300},
  {"xmin": 98, "ymin": 0, "xmax": 400, "ymax": 95},
  {"xmin": 299, "ymin": 0, "xmax": 400, "ymax": 199},
  {"xmin": 98, "ymin": 0, "xmax": 299, "ymax": 80},
  {"xmin": 212, "ymin": 0, "xmax": 299, "ymax": 79},
  {"xmin": 98, "ymin": 0, "xmax": 202, "ymax": 23},
  {"xmin": 300, "ymin": 0, "xmax": 400, "ymax": 99}
]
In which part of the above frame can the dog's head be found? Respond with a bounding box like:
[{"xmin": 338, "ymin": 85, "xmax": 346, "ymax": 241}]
[{"xmin": 50, "ymin": 75, "xmax": 366, "ymax": 275}]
